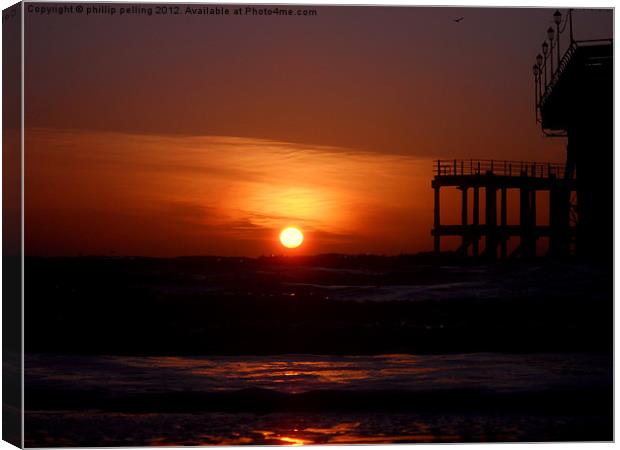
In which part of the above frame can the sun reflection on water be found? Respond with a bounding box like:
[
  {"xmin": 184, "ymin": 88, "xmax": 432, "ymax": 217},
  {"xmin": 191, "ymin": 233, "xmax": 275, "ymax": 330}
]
[{"xmin": 279, "ymin": 436, "xmax": 310, "ymax": 446}]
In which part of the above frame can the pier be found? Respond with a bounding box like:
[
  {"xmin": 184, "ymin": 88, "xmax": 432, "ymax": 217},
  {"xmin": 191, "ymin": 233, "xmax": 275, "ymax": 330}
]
[
  {"xmin": 532, "ymin": 10, "xmax": 612, "ymax": 260},
  {"xmin": 431, "ymin": 159, "xmax": 575, "ymax": 259},
  {"xmin": 431, "ymin": 10, "xmax": 612, "ymax": 261}
]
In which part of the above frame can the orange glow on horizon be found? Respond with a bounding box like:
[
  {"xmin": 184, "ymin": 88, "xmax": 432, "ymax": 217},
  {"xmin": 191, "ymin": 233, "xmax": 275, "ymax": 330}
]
[
  {"xmin": 278, "ymin": 436, "xmax": 309, "ymax": 446},
  {"xmin": 24, "ymin": 129, "xmax": 561, "ymax": 257},
  {"xmin": 25, "ymin": 129, "xmax": 440, "ymax": 256}
]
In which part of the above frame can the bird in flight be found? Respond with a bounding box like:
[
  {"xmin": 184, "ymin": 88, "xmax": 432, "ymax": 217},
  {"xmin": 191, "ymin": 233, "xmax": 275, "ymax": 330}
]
[{"xmin": 453, "ymin": 17, "xmax": 464, "ymax": 22}]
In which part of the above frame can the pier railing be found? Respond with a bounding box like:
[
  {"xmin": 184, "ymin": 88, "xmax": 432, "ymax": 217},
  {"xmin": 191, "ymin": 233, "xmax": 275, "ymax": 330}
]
[
  {"xmin": 531, "ymin": 9, "xmax": 612, "ymax": 131},
  {"xmin": 537, "ymin": 39, "xmax": 612, "ymax": 112},
  {"xmin": 434, "ymin": 159, "xmax": 566, "ymax": 178}
]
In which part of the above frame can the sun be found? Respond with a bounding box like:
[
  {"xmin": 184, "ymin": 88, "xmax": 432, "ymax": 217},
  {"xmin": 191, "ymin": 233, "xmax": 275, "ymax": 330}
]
[{"xmin": 280, "ymin": 227, "xmax": 304, "ymax": 249}]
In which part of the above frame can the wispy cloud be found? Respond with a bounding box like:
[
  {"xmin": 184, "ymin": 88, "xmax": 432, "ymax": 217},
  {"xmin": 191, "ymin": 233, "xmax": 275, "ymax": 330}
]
[{"xmin": 25, "ymin": 128, "xmax": 433, "ymax": 256}]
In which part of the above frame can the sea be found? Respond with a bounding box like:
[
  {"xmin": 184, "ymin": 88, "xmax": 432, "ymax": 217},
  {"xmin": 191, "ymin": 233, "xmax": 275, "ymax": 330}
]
[{"xmin": 25, "ymin": 352, "xmax": 612, "ymax": 446}]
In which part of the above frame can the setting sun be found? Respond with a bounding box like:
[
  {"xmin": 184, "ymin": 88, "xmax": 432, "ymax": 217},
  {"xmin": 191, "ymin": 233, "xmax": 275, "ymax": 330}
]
[{"xmin": 280, "ymin": 227, "xmax": 304, "ymax": 249}]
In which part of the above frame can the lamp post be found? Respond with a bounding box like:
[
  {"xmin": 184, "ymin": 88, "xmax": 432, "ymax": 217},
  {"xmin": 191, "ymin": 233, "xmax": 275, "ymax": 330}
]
[
  {"xmin": 553, "ymin": 10, "xmax": 562, "ymax": 68},
  {"xmin": 568, "ymin": 9, "xmax": 574, "ymax": 44},
  {"xmin": 541, "ymin": 42, "xmax": 549, "ymax": 86},
  {"xmin": 536, "ymin": 54, "xmax": 543, "ymax": 99},
  {"xmin": 547, "ymin": 27, "xmax": 555, "ymax": 77},
  {"xmin": 533, "ymin": 64, "xmax": 540, "ymax": 119}
]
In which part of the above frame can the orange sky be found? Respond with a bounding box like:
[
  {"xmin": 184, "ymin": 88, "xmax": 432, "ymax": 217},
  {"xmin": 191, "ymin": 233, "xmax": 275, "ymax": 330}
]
[
  {"xmin": 22, "ymin": 7, "xmax": 612, "ymax": 256},
  {"xmin": 25, "ymin": 128, "xmax": 433, "ymax": 256}
]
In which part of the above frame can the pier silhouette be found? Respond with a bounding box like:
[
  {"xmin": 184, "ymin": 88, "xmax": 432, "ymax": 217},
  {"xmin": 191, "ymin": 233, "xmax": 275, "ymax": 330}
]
[
  {"xmin": 431, "ymin": 159, "xmax": 574, "ymax": 259},
  {"xmin": 433, "ymin": 10, "xmax": 612, "ymax": 261},
  {"xmin": 534, "ymin": 11, "xmax": 612, "ymax": 261}
]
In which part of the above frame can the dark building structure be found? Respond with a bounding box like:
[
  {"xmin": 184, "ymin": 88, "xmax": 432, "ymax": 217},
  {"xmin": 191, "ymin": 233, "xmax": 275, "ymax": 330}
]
[
  {"xmin": 534, "ymin": 10, "xmax": 613, "ymax": 261},
  {"xmin": 432, "ymin": 10, "xmax": 612, "ymax": 261}
]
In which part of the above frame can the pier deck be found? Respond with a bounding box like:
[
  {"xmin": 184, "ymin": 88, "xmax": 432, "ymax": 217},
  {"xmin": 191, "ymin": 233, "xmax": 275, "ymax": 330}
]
[{"xmin": 432, "ymin": 159, "xmax": 575, "ymax": 258}]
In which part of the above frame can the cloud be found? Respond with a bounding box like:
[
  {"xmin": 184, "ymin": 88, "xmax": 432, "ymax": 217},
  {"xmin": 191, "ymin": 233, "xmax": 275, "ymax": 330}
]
[{"xmin": 25, "ymin": 128, "xmax": 435, "ymax": 256}]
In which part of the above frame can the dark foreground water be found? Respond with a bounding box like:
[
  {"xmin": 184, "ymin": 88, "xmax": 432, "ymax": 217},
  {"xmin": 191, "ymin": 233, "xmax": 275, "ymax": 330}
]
[
  {"xmin": 25, "ymin": 352, "xmax": 612, "ymax": 446},
  {"xmin": 24, "ymin": 257, "xmax": 613, "ymax": 445}
]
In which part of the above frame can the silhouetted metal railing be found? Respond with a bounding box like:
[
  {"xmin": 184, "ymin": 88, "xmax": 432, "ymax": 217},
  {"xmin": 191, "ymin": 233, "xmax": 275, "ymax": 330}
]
[
  {"xmin": 532, "ymin": 9, "xmax": 612, "ymax": 127},
  {"xmin": 537, "ymin": 39, "xmax": 612, "ymax": 110},
  {"xmin": 434, "ymin": 159, "xmax": 566, "ymax": 178}
]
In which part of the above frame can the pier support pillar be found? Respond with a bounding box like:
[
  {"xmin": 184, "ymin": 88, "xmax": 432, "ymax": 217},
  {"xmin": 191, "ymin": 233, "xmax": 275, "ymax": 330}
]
[
  {"xmin": 433, "ymin": 186, "xmax": 440, "ymax": 253},
  {"xmin": 520, "ymin": 186, "xmax": 535, "ymax": 258},
  {"xmin": 472, "ymin": 186, "xmax": 480, "ymax": 257},
  {"xmin": 500, "ymin": 187, "xmax": 507, "ymax": 258},
  {"xmin": 485, "ymin": 183, "xmax": 497, "ymax": 260},
  {"xmin": 549, "ymin": 182, "xmax": 571, "ymax": 257},
  {"xmin": 460, "ymin": 187, "xmax": 468, "ymax": 255}
]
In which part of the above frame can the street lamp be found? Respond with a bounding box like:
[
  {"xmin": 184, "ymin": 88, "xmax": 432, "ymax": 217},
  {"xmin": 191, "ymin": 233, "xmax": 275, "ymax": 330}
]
[
  {"xmin": 541, "ymin": 42, "xmax": 549, "ymax": 85},
  {"xmin": 553, "ymin": 10, "xmax": 562, "ymax": 67},
  {"xmin": 533, "ymin": 64, "xmax": 540, "ymax": 111},
  {"xmin": 536, "ymin": 54, "xmax": 543, "ymax": 96},
  {"xmin": 547, "ymin": 28, "xmax": 555, "ymax": 76}
]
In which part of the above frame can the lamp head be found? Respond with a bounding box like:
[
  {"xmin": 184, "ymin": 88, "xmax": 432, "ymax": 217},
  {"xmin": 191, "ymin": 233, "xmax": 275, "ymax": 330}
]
[{"xmin": 536, "ymin": 54, "xmax": 543, "ymax": 66}]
